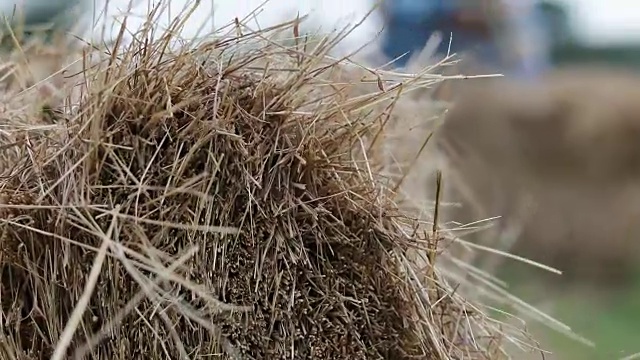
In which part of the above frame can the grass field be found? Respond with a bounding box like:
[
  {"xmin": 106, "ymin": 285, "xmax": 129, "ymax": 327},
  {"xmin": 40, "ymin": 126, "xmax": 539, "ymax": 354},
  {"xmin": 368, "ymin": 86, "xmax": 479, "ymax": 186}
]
[
  {"xmin": 547, "ymin": 281, "xmax": 640, "ymax": 359},
  {"xmin": 498, "ymin": 265, "xmax": 640, "ymax": 360}
]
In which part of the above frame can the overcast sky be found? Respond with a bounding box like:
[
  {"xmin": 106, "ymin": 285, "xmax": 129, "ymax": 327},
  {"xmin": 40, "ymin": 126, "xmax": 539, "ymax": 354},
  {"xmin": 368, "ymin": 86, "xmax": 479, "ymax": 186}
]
[
  {"xmin": 559, "ymin": 0, "xmax": 640, "ymax": 45},
  {"xmin": 88, "ymin": 0, "xmax": 640, "ymax": 47}
]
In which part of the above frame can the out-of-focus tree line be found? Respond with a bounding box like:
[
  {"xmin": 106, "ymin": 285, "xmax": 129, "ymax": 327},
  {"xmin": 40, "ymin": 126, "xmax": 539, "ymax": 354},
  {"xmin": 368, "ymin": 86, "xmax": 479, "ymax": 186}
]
[{"xmin": 540, "ymin": 0, "xmax": 640, "ymax": 68}]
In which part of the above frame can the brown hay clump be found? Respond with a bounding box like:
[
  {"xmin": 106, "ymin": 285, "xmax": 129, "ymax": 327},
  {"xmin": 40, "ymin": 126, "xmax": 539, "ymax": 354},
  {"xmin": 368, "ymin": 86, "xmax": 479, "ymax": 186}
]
[{"xmin": 0, "ymin": 17, "xmax": 519, "ymax": 360}]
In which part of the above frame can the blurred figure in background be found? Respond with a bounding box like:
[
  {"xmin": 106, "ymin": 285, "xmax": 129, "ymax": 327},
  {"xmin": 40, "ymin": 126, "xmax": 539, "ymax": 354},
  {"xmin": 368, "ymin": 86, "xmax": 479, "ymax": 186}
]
[
  {"xmin": 380, "ymin": 0, "xmax": 552, "ymax": 79},
  {"xmin": 0, "ymin": 0, "xmax": 88, "ymax": 43}
]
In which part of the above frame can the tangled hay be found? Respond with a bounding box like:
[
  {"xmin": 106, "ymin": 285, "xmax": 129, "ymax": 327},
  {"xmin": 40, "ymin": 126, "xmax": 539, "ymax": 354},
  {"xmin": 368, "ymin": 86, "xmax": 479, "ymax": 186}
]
[{"xmin": 0, "ymin": 12, "xmax": 540, "ymax": 360}]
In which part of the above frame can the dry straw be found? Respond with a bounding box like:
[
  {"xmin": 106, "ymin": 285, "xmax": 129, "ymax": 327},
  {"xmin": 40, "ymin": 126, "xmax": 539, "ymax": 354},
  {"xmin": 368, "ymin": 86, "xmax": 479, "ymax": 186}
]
[{"xmin": 0, "ymin": 2, "xmax": 555, "ymax": 359}]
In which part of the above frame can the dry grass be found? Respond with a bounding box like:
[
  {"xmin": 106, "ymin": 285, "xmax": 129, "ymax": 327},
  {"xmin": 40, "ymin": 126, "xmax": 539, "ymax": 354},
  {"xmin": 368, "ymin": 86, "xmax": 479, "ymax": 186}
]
[{"xmin": 0, "ymin": 5, "xmax": 565, "ymax": 360}]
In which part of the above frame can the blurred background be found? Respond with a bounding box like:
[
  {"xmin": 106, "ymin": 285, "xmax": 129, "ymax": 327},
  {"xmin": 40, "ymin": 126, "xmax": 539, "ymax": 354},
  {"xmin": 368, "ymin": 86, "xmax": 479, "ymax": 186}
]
[
  {"xmin": 380, "ymin": 0, "xmax": 640, "ymax": 74},
  {"xmin": 380, "ymin": 2, "xmax": 640, "ymax": 358},
  {"xmin": 540, "ymin": 0, "xmax": 640, "ymax": 69},
  {"xmin": 468, "ymin": 1, "xmax": 640, "ymax": 359}
]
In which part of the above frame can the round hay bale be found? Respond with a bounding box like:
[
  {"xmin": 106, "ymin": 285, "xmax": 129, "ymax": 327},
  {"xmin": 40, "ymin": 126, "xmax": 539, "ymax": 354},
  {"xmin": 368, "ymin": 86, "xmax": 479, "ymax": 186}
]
[
  {"xmin": 434, "ymin": 68, "xmax": 640, "ymax": 283},
  {"xmin": 0, "ymin": 14, "xmax": 540, "ymax": 360}
]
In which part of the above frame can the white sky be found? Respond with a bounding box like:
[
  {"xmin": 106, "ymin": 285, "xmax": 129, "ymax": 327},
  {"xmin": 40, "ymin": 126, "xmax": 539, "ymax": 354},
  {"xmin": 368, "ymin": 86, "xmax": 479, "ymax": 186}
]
[
  {"xmin": 83, "ymin": 0, "xmax": 640, "ymax": 48},
  {"xmin": 559, "ymin": 0, "xmax": 640, "ymax": 45}
]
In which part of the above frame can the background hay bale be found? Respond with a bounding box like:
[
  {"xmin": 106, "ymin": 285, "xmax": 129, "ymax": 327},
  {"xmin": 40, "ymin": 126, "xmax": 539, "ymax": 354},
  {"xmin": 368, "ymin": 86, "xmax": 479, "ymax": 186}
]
[
  {"xmin": 0, "ymin": 17, "xmax": 526, "ymax": 360},
  {"xmin": 434, "ymin": 67, "xmax": 640, "ymax": 283}
]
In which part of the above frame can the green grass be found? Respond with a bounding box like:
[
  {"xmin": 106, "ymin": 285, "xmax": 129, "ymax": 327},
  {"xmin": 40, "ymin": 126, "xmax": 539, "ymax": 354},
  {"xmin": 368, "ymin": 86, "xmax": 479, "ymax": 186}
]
[
  {"xmin": 497, "ymin": 266, "xmax": 640, "ymax": 359},
  {"xmin": 546, "ymin": 289, "xmax": 640, "ymax": 359}
]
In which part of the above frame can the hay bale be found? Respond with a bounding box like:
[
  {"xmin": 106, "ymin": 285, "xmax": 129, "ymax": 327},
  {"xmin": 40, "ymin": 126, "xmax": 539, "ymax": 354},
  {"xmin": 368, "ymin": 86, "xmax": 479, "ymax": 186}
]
[
  {"xmin": 0, "ymin": 15, "xmax": 528, "ymax": 360},
  {"xmin": 435, "ymin": 67, "xmax": 640, "ymax": 282}
]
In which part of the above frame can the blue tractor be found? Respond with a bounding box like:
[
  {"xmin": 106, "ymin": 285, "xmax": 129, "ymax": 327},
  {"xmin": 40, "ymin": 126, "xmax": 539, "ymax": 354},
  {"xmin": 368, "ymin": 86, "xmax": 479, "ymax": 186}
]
[{"xmin": 379, "ymin": 0, "xmax": 553, "ymax": 78}]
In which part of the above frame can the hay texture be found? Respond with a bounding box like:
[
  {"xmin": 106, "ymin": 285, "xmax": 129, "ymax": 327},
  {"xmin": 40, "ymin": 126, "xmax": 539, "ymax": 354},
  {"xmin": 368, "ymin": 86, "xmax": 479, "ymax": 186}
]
[{"xmin": 0, "ymin": 16, "xmax": 520, "ymax": 360}]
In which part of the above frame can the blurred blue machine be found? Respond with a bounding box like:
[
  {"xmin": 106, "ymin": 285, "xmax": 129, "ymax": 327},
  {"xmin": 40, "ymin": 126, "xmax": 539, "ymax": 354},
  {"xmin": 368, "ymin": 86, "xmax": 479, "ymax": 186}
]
[{"xmin": 379, "ymin": 0, "xmax": 552, "ymax": 78}]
